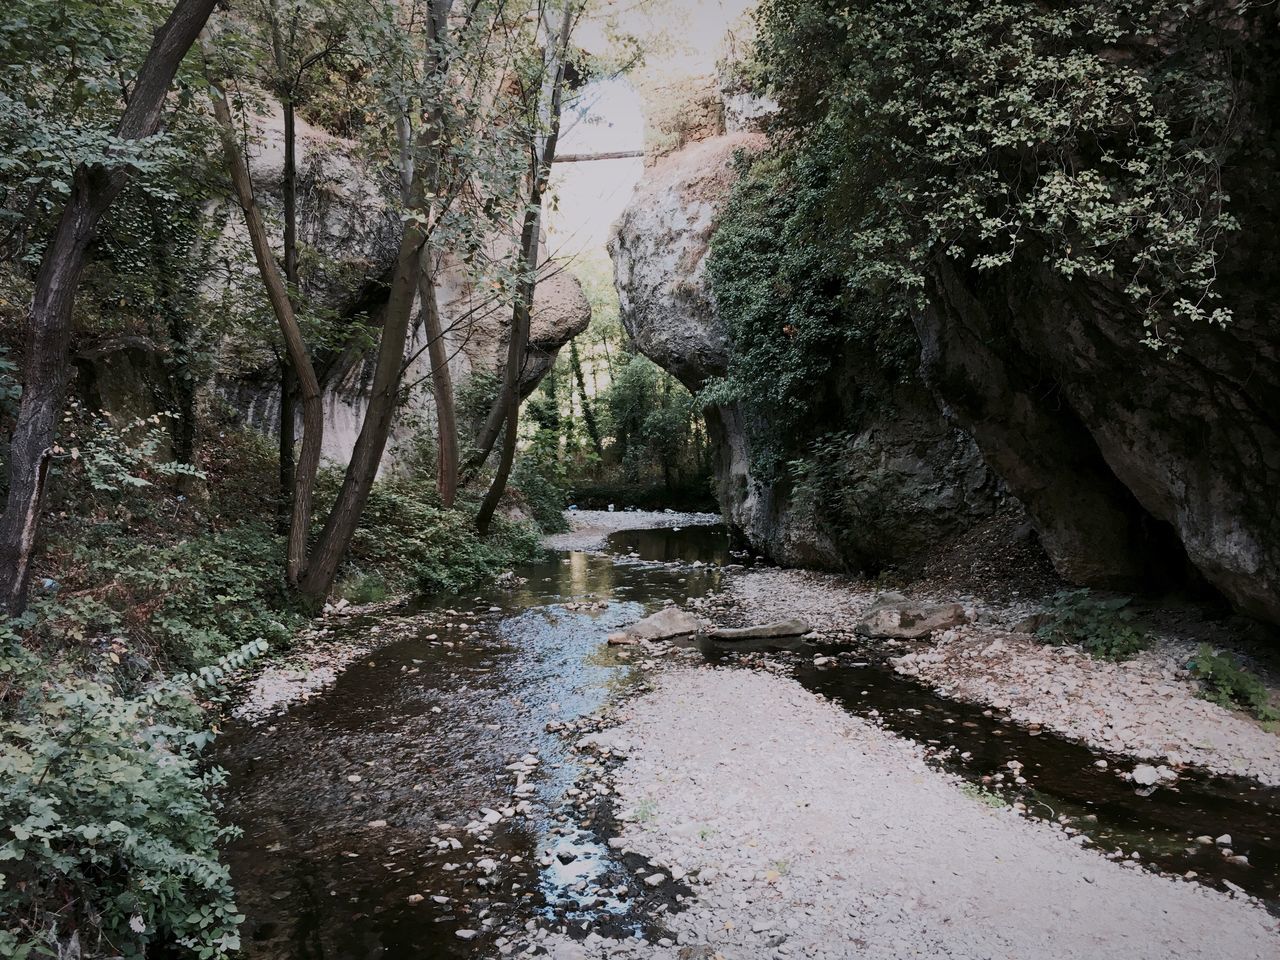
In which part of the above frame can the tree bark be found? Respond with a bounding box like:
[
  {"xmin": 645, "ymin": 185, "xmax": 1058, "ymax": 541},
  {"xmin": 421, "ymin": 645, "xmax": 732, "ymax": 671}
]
[
  {"xmin": 297, "ymin": 221, "xmax": 427, "ymax": 600},
  {"xmin": 473, "ymin": 4, "xmax": 576, "ymax": 534},
  {"xmin": 419, "ymin": 259, "xmax": 459, "ymax": 506},
  {"xmin": 206, "ymin": 58, "xmax": 325, "ymax": 585},
  {"xmin": 0, "ymin": 0, "xmax": 221, "ymax": 616},
  {"xmin": 569, "ymin": 340, "xmax": 603, "ymax": 458},
  {"xmin": 296, "ymin": 0, "xmax": 453, "ymax": 601},
  {"xmin": 277, "ymin": 360, "xmax": 297, "ymax": 533}
]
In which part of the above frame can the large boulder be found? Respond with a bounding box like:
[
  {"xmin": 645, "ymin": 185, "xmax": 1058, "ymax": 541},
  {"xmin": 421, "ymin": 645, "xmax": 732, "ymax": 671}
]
[{"xmin": 610, "ymin": 132, "xmax": 1001, "ymax": 572}]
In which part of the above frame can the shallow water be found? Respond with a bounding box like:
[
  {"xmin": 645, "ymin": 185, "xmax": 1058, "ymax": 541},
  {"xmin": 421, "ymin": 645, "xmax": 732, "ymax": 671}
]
[
  {"xmin": 219, "ymin": 548, "xmax": 721, "ymax": 958},
  {"xmin": 220, "ymin": 525, "xmax": 1279, "ymax": 959}
]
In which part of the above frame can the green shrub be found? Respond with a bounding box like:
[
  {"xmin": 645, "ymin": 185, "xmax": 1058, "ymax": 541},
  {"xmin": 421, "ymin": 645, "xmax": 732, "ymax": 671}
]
[
  {"xmin": 37, "ymin": 523, "xmax": 301, "ymax": 669},
  {"xmin": 344, "ymin": 479, "xmax": 544, "ymax": 595},
  {"xmin": 337, "ymin": 571, "xmax": 391, "ymax": 606},
  {"xmin": 0, "ymin": 636, "xmax": 265, "ymax": 959},
  {"xmin": 1035, "ymin": 589, "xmax": 1150, "ymax": 661},
  {"xmin": 1186, "ymin": 645, "xmax": 1279, "ymax": 722},
  {"xmin": 512, "ymin": 452, "xmax": 569, "ymax": 534}
]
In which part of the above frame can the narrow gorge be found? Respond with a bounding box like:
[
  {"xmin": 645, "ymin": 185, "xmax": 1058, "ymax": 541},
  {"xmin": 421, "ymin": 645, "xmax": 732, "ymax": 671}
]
[{"xmin": 2, "ymin": 2, "xmax": 1278, "ymax": 960}]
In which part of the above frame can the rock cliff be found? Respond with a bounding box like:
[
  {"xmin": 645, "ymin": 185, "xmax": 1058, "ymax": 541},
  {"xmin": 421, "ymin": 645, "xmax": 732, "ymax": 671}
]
[
  {"xmin": 219, "ymin": 104, "xmax": 591, "ymax": 472},
  {"xmin": 86, "ymin": 101, "xmax": 590, "ymax": 473},
  {"xmin": 611, "ymin": 131, "xmax": 1001, "ymax": 571},
  {"xmin": 614, "ymin": 75, "xmax": 1280, "ymax": 625}
]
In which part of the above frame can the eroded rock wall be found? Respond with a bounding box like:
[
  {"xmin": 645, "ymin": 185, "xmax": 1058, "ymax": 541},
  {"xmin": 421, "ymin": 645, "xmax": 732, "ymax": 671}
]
[
  {"xmin": 611, "ymin": 131, "xmax": 1001, "ymax": 572},
  {"xmin": 615, "ymin": 71, "xmax": 1280, "ymax": 624},
  {"xmin": 211, "ymin": 103, "xmax": 590, "ymax": 472}
]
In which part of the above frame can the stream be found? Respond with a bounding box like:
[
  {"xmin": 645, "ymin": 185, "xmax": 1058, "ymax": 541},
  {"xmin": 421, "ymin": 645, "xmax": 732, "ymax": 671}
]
[{"xmin": 220, "ymin": 523, "xmax": 1280, "ymax": 958}]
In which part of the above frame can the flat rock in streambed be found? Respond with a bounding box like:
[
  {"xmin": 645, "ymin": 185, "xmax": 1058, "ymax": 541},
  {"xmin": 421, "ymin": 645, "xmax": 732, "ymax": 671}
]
[
  {"xmin": 708, "ymin": 618, "xmax": 811, "ymax": 641},
  {"xmin": 613, "ymin": 607, "xmax": 702, "ymax": 643},
  {"xmin": 855, "ymin": 599, "xmax": 969, "ymax": 639}
]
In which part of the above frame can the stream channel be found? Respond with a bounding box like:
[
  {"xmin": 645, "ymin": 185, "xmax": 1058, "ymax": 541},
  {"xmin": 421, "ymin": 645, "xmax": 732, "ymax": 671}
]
[{"xmin": 220, "ymin": 522, "xmax": 1280, "ymax": 959}]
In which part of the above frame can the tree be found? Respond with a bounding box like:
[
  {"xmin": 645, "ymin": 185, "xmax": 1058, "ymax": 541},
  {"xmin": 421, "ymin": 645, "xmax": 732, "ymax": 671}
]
[
  {"xmin": 474, "ymin": 0, "xmax": 581, "ymax": 535},
  {"xmin": 204, "ymin": 49, "xmax": 328, "ymax": 587},
  {"xmin": 0, "ymin": 0, "xmax": 221, "ymax": 616}
]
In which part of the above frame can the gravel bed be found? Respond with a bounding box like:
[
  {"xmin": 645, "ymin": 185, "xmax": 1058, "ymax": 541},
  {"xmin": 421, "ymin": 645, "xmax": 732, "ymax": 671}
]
[
  {"xmin": 523, "ymin": 667, "xmax": 1279, "ymax": 959},
  {"xmin": 725, "ymin": 567, "xmax": 1280, "ymax": 785}
]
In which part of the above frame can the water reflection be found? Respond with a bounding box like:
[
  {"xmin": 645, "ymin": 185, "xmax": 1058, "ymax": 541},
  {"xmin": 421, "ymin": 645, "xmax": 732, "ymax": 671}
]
[{"xmin": 219, "ymin": 547, "xmax": 722, "ymax": 959}]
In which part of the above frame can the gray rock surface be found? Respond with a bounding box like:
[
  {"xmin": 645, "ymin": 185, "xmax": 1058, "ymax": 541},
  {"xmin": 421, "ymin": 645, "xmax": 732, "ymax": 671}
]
[
  {"xmin": 623, "ymin": 607, "xmax": 703, "ymax": 641},
  {"xmin": 211, "ymin": 101, "xmax": 590, "ymax": 473},
  {"xmin": 855, "ymin": 599, "xmax": 970, "ymax": 639},
  {"xmin": 919, "ymin": 252, "xmax": 1280, "ymax": 624},
  {"xmin": 610, "ymin": 128, "xmax": 1000, "ymax": 574},
  {"xmin": 707, "ymin": 618, "xmax": 811, "ymax": 641}
]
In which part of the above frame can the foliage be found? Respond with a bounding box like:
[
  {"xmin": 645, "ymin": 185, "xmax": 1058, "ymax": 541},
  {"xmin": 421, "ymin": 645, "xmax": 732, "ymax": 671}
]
[
  {"xmin": 514, "ymin": 383, "xmax": 571, "ymax": 533},
  {"xmin": 706, "ymin": 144, "xmax": 916, "ymax": 477},
  {"xmin": 959, "ymin": 782, "xmax": 1005, "ymax": 809},
  {"xmin": 31, "ymin": 522, "xmax": 301, "ymax": 670},
  {"xmin": 603, "ymin": 352, "xmax": 702, "ymax": 485},
  {"xmin": 337, "ymin": 571, "xmax": 390, "ymax": 606},
  {"xmin": 1034, "ymin": 589, "xmax": 1150, "ymax": 661},
  {"xmin": 341, "ymin": 477, "xmax": 544, "ymax": 595},
  {"xmin": 751, "ymin": 0, "xmax": 1247, "ymax": 351},
  {"xmin": 0, "ymin": 344, "xmax": 19, "ymax": 421},
  {"xmin": 1186, "ymin": 645, "xmax": 1279, "ymax": 722},
  {"xmin": 56, "ymin": 407, "xmax": 204, "ymax": 494},
  {"xmin": 0, "ymin": 635, "xmax": 264, "ymax": 959}
]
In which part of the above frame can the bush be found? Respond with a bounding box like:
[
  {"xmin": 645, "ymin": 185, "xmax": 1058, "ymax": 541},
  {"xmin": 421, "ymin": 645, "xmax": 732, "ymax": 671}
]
[
  {"xmin": 1035, "ymin": 589, "xmax": 1150, "ymax": 661},
  {"xmin": 1187, "ymin": 645, "xmax": 1279, "ymax": 722},
  {"xmin": 36, "ymin": 522, "xmax": 302, "ymax": 670},
  {"xmin": 0, "ymin": 636, "xmax": 264, "ymax": 959},
  {"xmin": 344, "ymin": 479, "xmax": 544, "ymax": 595},
  {"xmin": 337, "ymin": 571, "xmax": 391, "ymax": 606}
]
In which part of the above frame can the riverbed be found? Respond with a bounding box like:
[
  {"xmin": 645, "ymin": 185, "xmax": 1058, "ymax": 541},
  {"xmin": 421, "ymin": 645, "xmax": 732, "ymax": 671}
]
[{"xmin": 219, "ymin": 516, "xmax": 1280, "ymax": 959}]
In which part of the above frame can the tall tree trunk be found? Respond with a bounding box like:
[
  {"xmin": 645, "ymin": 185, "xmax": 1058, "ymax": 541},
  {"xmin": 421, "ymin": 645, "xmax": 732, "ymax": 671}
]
[
  {"xmin": 419, "ymin": 259, "xmax": 459, "ymax": 506},
  {"xmin": 297, "ymin": 222, "xmax": 427, "ymax": 600},
  {"xmin": 568, "ymin": 340, "xmax": 602, "ymax": 458},
  {"xmin": 277, "ymin": 95, "xmax": 302, "ymax": 525},
  {"xmin": 296, "ymin": 0, "xmax": 453, "ymax": 601},
  {"xmin": 474, "ymin": 3, "xmax": 575, "ymax": 534},
  {"xmin": 206, "ymin": 59, "xmax": 325, "ymax": 585},
  {"xmin": 277, "ymin": 361, "xmax": 297, "ymax": 533},
  {"xmin": 0, "ymin": 0, "xmax": 220, "ymax": 617}
]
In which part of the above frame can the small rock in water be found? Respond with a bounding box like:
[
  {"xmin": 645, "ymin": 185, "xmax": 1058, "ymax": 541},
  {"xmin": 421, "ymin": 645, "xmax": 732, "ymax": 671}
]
[
  {"xmin": 1215, "ymin": 834, "xmax": 1232, "ymax": 846},
  {"xmin": 644, "ymin": 873, "xmax": 666, "ymax": 887},
  {"xmin": 455, "ymin": 929, "xmax": 479, "ymax": 940}
]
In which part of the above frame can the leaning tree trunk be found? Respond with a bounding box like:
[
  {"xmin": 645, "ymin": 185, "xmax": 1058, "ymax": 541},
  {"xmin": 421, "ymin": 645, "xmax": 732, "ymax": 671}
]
[
  {"xmin": 0, "ymin": 0, "xmax": 221, "ymax": 617},
  {"xmin": 206, "ymin": 62, "xmax": 326, "ymax": 585},
  {"xmin": 474, "ymin": 3, "xmax": 575, "ymax": 534},
  {"xmin": 296, "ymin": 220, "xmax": 428, "ymax": 601},
  {"xmin": 296, "ymin": 0, "xmax": 453, "ymax": 602},
  {"xmin": 419, "ymin": 260, "xmax": 459, "ymax": 506}
]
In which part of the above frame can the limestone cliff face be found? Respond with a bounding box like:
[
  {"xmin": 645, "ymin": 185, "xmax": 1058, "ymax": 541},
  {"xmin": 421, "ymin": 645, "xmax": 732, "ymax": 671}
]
[
  {"xmin": 917, "ymin": 255, "xmax": 1280, "ymax": 624},
  {"xmin": 611, "ymin": 133, "xmax": 1000, "ymax": 571},
  {"xmin": 614, "ymin": 77, "xmax": 1280, "ymax": 625},
  {"xmin": 213, "ymin": 103, "xmax": 591, "ymax": 472}
]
